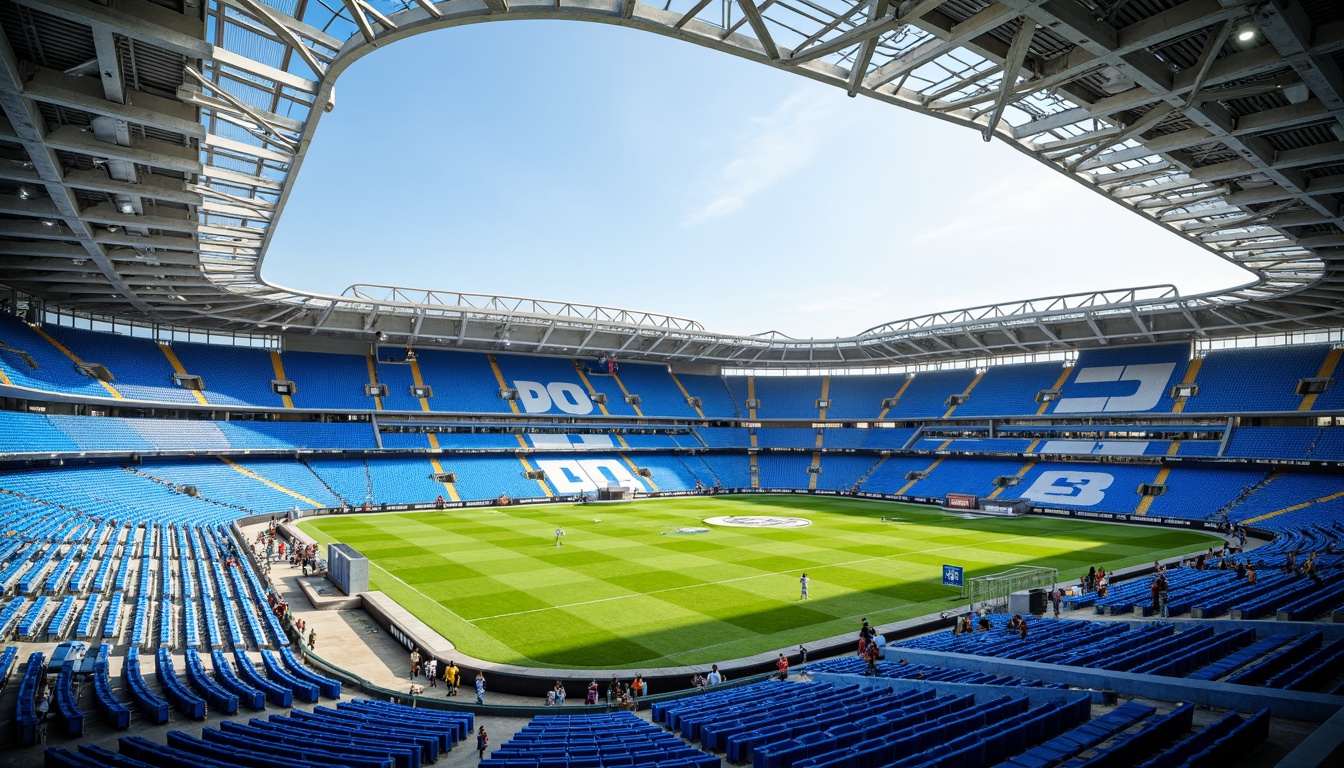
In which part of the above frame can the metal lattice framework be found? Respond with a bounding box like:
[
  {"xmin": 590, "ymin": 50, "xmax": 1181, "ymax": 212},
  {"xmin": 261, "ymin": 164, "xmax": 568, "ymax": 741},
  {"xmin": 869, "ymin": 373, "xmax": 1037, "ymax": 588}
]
[
  {"xmin": 967, "ymin": 565, "xmax": 1057, "ymax": 614},
  {"xmin": 2, "ymin": 0, "xmax": 1344, "ymax": 366}
]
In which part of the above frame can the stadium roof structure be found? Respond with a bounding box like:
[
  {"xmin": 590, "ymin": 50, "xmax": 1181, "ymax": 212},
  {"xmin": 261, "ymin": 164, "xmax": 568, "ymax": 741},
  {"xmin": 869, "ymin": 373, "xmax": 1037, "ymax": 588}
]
[{"xmin": 1, "ymin": 0, "xmax": 1344, "ymax": 367}]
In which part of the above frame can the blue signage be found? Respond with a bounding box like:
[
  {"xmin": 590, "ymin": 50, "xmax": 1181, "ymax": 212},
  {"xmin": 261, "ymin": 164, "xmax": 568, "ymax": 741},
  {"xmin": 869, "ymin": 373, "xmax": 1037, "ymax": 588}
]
[{"xmin": 942, "ymin": 564, "xmax": 964, "ymax": 588}]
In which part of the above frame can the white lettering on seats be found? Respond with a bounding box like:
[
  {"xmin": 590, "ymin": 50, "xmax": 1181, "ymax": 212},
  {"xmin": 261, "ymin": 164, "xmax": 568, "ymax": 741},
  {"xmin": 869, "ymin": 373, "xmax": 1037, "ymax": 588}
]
[
  {"xmin": 535, "ymin": 459, "xmax": 647, "ymax": 494},
  {"xmin": 1019, "ymin": 471, "xmax": 1114, "ymax": 506},
  {"xmin": 1040, "ymin": 440, "xmax": 1150, "ymax": 456},
  {"xmin": 514, "ymin": 381, "xmax": 595, "ymax": 415},
  {"xmin": 526, "ymin": 434, "xmax": 616, "ymax": 450},
  {"xmin": 1054, "ymin": 362, "xmax": 1176, "ymax": 413}
]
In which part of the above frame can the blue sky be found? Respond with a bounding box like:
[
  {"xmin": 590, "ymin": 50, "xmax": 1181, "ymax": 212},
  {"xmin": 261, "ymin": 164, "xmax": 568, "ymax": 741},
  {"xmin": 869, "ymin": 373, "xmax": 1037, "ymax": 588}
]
[{"xmin": 265, "ymin": 20, "xmax": 1252, "ymax": 339}]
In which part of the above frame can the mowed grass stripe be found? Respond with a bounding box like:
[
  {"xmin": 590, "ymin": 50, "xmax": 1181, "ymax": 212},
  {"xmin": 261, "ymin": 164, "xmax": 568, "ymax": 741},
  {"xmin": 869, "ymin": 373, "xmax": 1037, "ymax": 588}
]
[{"xmin": 300, "ymin": 496, "xmax": 1219, "ymax": 669}]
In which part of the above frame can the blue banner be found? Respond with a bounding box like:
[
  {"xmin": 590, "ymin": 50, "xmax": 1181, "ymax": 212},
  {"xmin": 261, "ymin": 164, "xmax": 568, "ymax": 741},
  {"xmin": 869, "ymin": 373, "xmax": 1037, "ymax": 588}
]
[{"xmin": 942, "ymin": 564, "xmax": 964, "ymax": 588}]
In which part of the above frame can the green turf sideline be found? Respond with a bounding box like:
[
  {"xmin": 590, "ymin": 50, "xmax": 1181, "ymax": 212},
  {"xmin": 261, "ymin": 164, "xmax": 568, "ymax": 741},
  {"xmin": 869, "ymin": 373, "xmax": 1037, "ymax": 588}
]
[{"xmin": 299, "ymin": 495, "xmax": 1220, "ymax": 669}]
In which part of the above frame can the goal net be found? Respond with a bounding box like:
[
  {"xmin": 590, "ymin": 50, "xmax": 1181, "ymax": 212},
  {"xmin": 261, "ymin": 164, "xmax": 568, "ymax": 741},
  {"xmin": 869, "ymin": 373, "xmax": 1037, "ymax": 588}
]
[{"xmin": 967, "ymin": 566, "xmax": 1057, "ymax": 615}]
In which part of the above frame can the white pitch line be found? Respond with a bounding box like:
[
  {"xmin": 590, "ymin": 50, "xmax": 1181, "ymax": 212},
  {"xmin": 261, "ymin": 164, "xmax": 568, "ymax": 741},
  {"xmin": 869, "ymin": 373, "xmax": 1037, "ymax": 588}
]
[
  {"xmin": 468, "ymin": 531, "xmax": 1045, "ymax": 623},
  {"xmin": 369, "ymin": 562, "xmax": 478, "ymax": 627}
]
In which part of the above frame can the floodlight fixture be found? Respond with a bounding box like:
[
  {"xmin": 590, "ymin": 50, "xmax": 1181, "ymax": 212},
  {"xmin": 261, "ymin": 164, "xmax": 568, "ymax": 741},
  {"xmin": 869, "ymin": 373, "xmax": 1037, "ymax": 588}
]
[{"xmin": 1235, "ymin": 23, "xmax": 1257, "ymax": 42}]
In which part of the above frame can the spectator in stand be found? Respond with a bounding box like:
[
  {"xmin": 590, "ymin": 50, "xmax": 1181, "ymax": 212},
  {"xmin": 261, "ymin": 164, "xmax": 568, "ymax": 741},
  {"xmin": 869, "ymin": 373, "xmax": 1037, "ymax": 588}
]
[
  {"xmin": 425, "ymin": 657, "xmax": 438, "ymax": 688},
  {"xmin": 445, "ymin": 661, "xmax": 459, "ymax": 696},
  {"xmin": 1051, "ymin": 588, "xmax": 1063, "ymax": 619},
  {"xmin": 977, "ymin": 617, "xmax": 992, "ymax": 632},
  {"xmin": 630, "ymin": 674, "xmax": 644, "ymax": 699},
  {"xmin": 586, "ymin": 680, "xmax": 599, "ymax": 705},
  {"xmin": 410, "ymin": 648, "xmax": 420, "ymax": 679},
  {"xmin": 308, "ymin": 629, "xmax": 316, "ymax": 650},
  {"xmin": 706, "ymin": 664, "xmax": 723, "ymax": 686},
  {"xmin": 775, "ymin": 653, "xmax": 790, "ymax": 680},
  {"xmin": 476, "ymin": 727, "xmax": 488, "ymax": 760},
  {"xmin": 863, "ymin": 642, "xmax": 880, "ymax": 676},
  {"xmin": 1247, "ymin": 563, "xmax": 1257, "ymax": 585},
  {"xmin": 1085, "ymin": 567, "xmax": 1097, "ymax": 592},
  {"xmin": 1150, "ymin": 574, "xmax": 1164, "ymax": 615},
  {"xmin": 475, "ymin": 672, "xmax": 486, "ymax": 705},
  {"xmin": 1158, "ymin": 577, "xmax": 1170, "ymax": 619},
  {"xmin": 554, "ymin": 681, "xmax": 566, "ymax": 705}
]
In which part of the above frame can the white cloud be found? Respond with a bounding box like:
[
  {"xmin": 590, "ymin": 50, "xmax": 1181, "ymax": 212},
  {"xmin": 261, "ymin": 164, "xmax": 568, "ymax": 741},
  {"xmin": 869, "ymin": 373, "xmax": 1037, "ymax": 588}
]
[{"xmin": 681, "ymin": 89, "xmax": 839, "ymax": 227}]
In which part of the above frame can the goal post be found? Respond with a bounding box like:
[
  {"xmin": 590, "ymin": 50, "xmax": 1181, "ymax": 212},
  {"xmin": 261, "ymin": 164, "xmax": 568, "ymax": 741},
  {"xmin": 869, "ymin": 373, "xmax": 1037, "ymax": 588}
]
[{"xmin": 967, "ymin": 566, "xmax": 1057, "ymax": 615}]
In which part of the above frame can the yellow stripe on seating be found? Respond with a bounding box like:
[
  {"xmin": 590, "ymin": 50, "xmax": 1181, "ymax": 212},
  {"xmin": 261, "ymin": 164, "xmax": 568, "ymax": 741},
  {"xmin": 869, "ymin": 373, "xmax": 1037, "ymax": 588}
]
[
  {"xmin": 611, "ymin": 371, "xmax": 644, "ymax": 418},
  {"xmin": 427, "ymin": 433, "xmax": 441, "ymax": 450},
  {"xmin": 942, "ymin": 370, "xmax": 985, "ymax": 418},
  {"xmin": 987, "ymin": 460, "xmax": 1036, "ymax": 500},
  {"xmin": 897, "ymin": 457, "xmax": 944, "ymax": 496},
  {"xmin": 1300, "ymin": 348, "xmax": 1342, "ymax": 411},
  {"xmin": 818, "ymin": 377, "xmax": 830, "ymax": 420},
  {"xmin": 615, "ymin": 434, "xmax": 631, "ymax": 449},
  {"xmin": 218, "ymin": 456, "xmax": 320, "ymax": 506},
  {"xmin": 158, "ymin": 344, "xmax": 207, "ymax": 405},
  {"xmin": 428, "ymin": 456, "xmax": 460, "ymax": 502},
  {"xmin": 365, "ymin": 354, "xmax": 383, "ymax": 411},
  {"xmin": 747, "ymin": 376, "xmax": 757, "ymax": 420},
  {"xmin": 620, "ymin": 454, "xmax": 658, "ymax": 492},
  {"xmin": 518, "ymin": 455, "xmax": 553, "ymax": 497},
  {"xmin": 878, "ymin": 375, "xmax": 914, "ymax": 420},
  {"xmin": 749, "ymin": 453, "xmax": 760, "ymax": 489},
  {"xmin": 1026, "ymin": 439, "xmax": 1041, "ymax": 453},
  {"xmin": 268, "ymin": 351, "xmax": 293, "ymax": 408},
  {"xmin": 1172, "ymin": 358, "xmax": 1203, "ymax": 413},
  {"xmin": 573, "ymin": 362, "xmax": 611, "ymax": 417},
  {"xmin": 0, "ymin": 366, "xmax": 9, "ymax": 386},
  {"xmin": 31, "ymin": 325, "xmax": 122, "ymax": 399},
  {"xmin": 1243, "ymin": 488, "xmax": 1344, "ymax": 525},
  {"xmin": 488, "ymin": 355, "xmax": 520, "ymax": 414},
  {"xmin": 668, "ymin": 372, "xmax": 704, "ymax": 418},
  {"xmin": 1135, "ymin": 466, "xmax": 1172, "ymax": 516},
  {"xmin": 808, "ymin": 452, "xmax": 821, "ymax": 491},
  {"xmin": 1166, "ymin": 441, "xmax": 1181, "ymax": 456},
  {"xmin": 408, "ymin": 357, "xmax": 430, "ymax": 412},
  {"xmin": 1037, "ymin": 366, "xmax": 1072, "ymax": 415}
]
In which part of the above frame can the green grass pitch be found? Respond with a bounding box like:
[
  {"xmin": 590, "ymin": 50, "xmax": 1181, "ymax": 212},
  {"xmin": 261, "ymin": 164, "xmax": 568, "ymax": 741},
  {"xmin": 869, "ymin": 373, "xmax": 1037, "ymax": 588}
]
[{"xmin": 298, "ymin": 495, "xmax": 1220, "ymax": 669}]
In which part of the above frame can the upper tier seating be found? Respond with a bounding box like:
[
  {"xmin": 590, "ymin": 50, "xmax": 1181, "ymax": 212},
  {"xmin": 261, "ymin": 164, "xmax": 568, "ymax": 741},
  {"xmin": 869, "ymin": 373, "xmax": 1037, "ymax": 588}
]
[
  {"xmin": 826, "ymin": 373, "xmax": 907, "ymax": 419},
  {"xmin": 615, "ymin": 362, "xmax": 701, "ymax": 418},
  {"xmin": 1185, "ymin": 344, "xmax": 1333, "ymax": 413},
  {"xmin": 748, "ymin": 375, "xmax": 825, "ymax": 419},
  {"xmin": 0, "ymin": 315, "xmax": 118, "ymax": 399},
  {"xmin": 886, "ymin": 368, "xmax": 978, "ymax": 419},
  {"xmin": 284, "ymin": 350, "xmax": 380, "ymax": 410},
  {"xmin": 1049, "ymin": 343, "xmax": 1189, "ymax": 416},
  {"xmin": 0, "ymin": 323, "xmax": 1337, "ymax": 416},
  {"xmin": 45, "ymin": 324, "xmax": 198, "ymax": 405},
  {"xmin": 170, "ymin": 341, "xmax": 285, "ymax": 407},
  {"xmin": 952, "ymin": 361, "xmax": 1068, "ymax": 417}
]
